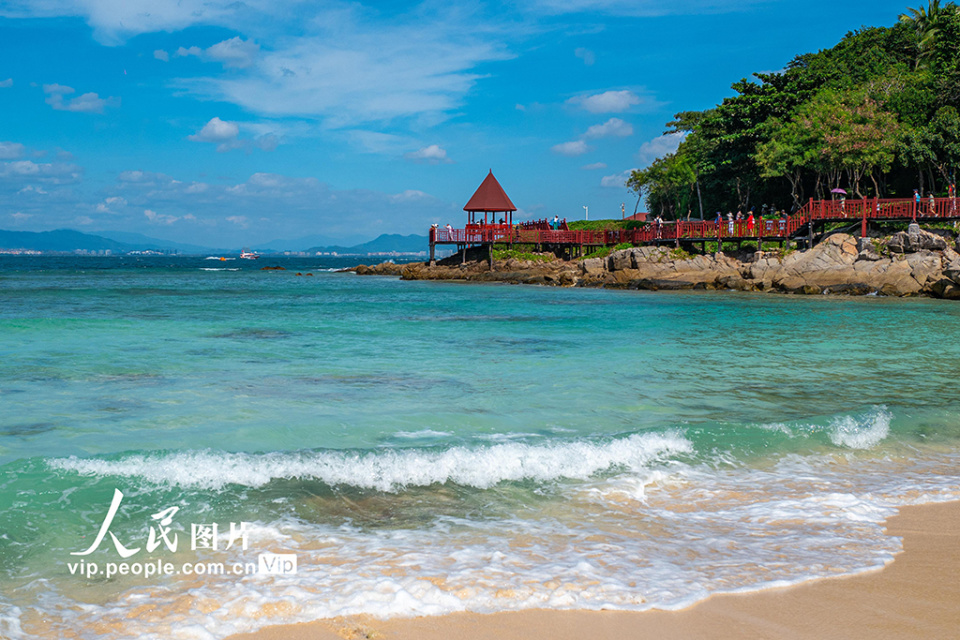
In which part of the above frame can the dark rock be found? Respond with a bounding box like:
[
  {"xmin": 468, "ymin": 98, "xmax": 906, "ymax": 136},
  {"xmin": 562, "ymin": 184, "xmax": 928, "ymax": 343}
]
[
  {"xmin": 930, "ymin": 279, "xmax": 960, "ymax": 300},
  {"xmin": 886, "ymin": 230, "xmax": 948, "ymax": 253},
  {"xmin": 822, "ymin": 283, "xmax": 876, "ymax": 296},
  {"xmin": 631, "ymin": 278, "xmax": 696, "ymax": 291}
]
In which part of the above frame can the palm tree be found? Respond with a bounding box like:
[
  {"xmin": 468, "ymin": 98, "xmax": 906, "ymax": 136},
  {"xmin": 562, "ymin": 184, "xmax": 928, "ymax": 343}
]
[{"xmin": 900, "ymin": 1, "xmax": 960, "ymax": 69}]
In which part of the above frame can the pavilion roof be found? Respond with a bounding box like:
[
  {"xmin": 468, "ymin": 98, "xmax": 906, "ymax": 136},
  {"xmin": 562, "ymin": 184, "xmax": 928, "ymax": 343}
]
[{"xmin": 463, "ymin": 170, "xmax": 517, "ymax": 212}]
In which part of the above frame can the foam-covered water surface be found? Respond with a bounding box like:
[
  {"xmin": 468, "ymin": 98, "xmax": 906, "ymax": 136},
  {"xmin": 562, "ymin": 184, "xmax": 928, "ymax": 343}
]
[{"xmin": 2, "ymin": 256, "xmax": 960, "ymax": 639}]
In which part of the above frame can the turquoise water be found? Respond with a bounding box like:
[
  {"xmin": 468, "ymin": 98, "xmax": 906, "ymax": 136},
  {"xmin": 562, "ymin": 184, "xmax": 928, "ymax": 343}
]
[{"xmin": 1, "ymin": 256, "xmax": 959, "ymax": 639}]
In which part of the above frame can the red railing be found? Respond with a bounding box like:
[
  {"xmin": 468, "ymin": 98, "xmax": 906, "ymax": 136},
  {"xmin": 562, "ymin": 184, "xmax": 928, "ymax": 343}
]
[{"xmin": 431, "ymin": 197, "xmax": 960, "ymax": 247}]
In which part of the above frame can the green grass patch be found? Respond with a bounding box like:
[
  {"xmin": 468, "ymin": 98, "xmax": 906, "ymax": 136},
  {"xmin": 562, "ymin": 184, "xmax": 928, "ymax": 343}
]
[
  {"xmin": 492, "ymin": 247, "xmax": 556, "ymax": 262},
  {"xmin": 567, "ymin": 219, "xmax": 630, "ymax": 231}
]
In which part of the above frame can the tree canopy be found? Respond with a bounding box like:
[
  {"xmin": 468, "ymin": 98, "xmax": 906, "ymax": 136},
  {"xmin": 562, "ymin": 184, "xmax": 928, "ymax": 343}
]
[{"xmin": 630, "ymin": 2, "xmax": 960, "ymax": 219}]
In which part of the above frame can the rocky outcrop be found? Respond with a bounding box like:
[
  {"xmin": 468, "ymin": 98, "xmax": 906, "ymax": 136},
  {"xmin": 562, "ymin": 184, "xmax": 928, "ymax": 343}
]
[
  {"xmin": 352, "ymin": 230, "xmax": 960, "ymax": 300},
  {"xmin": 351, "ymin": 262, "xmax": 405, "ymax": 276}
]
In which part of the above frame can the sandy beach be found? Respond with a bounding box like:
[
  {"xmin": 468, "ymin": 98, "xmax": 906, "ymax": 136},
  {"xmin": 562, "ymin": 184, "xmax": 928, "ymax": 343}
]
[{"xmin": 228, "ymin": 499, "xmax": 960, "ymax": 640}]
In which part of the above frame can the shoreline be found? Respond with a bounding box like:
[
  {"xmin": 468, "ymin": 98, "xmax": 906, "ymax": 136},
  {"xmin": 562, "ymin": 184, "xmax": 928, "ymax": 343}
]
[
  {"xmin": 227, "ymin": 499, "xmax": 960, "ymax": 640},
  {"xmin": 353, "ymin": 230, "xmax": 960, "ymax": 299}
]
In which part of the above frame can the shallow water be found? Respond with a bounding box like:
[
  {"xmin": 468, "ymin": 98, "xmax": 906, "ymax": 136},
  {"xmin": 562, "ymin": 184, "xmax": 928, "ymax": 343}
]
[{"xmin": 1, "ymin": 256, "xmax": 959, "ymax": 639}]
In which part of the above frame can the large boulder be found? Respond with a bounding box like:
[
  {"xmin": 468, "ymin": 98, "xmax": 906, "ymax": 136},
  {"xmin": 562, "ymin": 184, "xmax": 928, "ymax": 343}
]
[
  {"xmin": 579, "ymin": 257, "xmax": 606, "ymax": 276},
  {"xmin": 886, "ymin": 229, "xmax": 948, "ymax": 253}
]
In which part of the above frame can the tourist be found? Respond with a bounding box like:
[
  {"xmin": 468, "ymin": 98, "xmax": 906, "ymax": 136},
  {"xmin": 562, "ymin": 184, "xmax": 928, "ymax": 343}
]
[
  {"xmin": 929, "ymin": 192, "xmax": 936, "ymax": 217},
  {"xmin": 950, "ymin": 182, "xmax": 956, "ymax": 213},
  {"xmin": 727, "ymin": 212, "xmax": 734, "ymax": 235},
  {"xmin": 552, "ymin": 215, "xmax": 560, "ymax": 230},
  {"xmin": 746, "ymin": 211, "xmax": 755, "ymax": 234},
  {"xmin": 914, "ymin": 189, "xmax": 921, "ymax": 217}
]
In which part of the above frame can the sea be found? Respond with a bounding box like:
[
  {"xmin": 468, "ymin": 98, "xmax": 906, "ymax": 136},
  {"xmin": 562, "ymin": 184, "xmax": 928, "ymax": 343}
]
[{"xmin": 1, "ymin": 255, "xmax": 959, "ymax": 639}]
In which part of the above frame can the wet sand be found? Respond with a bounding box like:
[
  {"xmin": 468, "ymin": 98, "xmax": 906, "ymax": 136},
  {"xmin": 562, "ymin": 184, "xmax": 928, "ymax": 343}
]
[{"xmin": 227, "ymin": 500, "xmax": 960, "ymax": 640}]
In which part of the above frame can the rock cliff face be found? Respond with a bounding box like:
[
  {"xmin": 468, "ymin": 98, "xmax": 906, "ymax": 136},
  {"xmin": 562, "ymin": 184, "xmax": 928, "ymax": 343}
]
[{"xmin": 353, "ymin": 230, "xmax": 960, "ymax": 300}]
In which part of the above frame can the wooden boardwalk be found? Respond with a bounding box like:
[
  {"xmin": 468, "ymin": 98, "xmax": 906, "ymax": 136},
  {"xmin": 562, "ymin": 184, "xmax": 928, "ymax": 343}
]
[{"xmin": 430, "ymin": 196, "xmax": 960, "ymax": 262}]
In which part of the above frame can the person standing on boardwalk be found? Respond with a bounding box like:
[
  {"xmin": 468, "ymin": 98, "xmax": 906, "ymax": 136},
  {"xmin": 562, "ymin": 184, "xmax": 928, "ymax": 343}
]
[
  {"xmin": 727, "ymin": 212, "xmax": 734, "ymax": 235},
  {"xmin": 929, "ymin": 192, "xmax": 936, "ymax": 217},
  {"xmin": 746, "ymin": 211, "xmax": 755, "ymax": 235},
  {"xmin": 950, "ymin": 182, "xmax": 957, "ymax": 213},
  {"xmin": 914, "ymin": 189, "xmax": 921, "ymax": 217}
]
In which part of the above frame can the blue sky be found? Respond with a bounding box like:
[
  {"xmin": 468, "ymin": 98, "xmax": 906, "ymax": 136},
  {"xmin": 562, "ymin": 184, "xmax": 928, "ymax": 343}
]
[{"xmin": 0, "ymin": 0, "xmax": 911, "ymax": 247}]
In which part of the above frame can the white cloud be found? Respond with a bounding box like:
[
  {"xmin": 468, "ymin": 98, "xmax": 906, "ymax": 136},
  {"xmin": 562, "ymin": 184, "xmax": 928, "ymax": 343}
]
[
  {"xmin": 226, "ymin": 215, "xmax": 249, "ymax": 227},
  {"xmin": 144, "ymin": 209, "xmax": 182, "ymax": 225},
  {"xmin": 173, "ymin": 9, "xmax": 513, "ymax": 127},
  {"xmin": 0, "ymin": 159, "xmax": 82, "ymax": 184},
  {"xmin": 569, "ymin": 90, "xmax": 640, "ymax": 113},
  {"xmin": 96, "ymin": 196, "xmax": 128, "ymax": 213},
  {"xmin": 74, "ymin": 216, "xmax": 94, "ymax": 225},
  {"xmin": 11, "ymin": 212, "xmax": 32, "ymax": 222},
  {"xmin": 389, "ymin": 189, "xmax": 433, "ymax": 203},
  {"xmin": 188, "ymin": 117, "xmax": 243, "ymax": 152},
  {"xmin": 601, "ymin": 169, "xmax": 636, "ymax": 188},
  {"xmin": 574, "ymin": 47, "xmax": 595, "ymax": 66},
  {"xmin": 404, "ymin": 144, "xmax": 453, "ymax": 164},
  {"xmin": 0, "ymin": 141, "xmax": 25, "ymax": 159},
  {"xmin": 581, "ymin": 162, "xmax": 607, "ymax": 170},
  {"xmin": 187, "ymin": 117, "xmax": 280, "ymax": 152},
  {"xmin": 0, "ymin": 78, "xmax": 12, "ymax": 88},
  {"xmin": 175, "ymin": 38, "xmax": 259, "ymax": 68},
  {"xmin": 189, "ymin": 117, "xmax": 240, "ymax": 142},
  {"xmin": 4, "ymin": 3, "xmax": 516, "ymax": 128},
  {"xmin": 584, "ymin": 117, "xmax": 633, "ymax": 139},
  {"xmin": 345, "ymin": 130, "xmax": 412, "ymax": 155},
  {"xmin": 530, "ymin": 0, "xmax": 764, "ymax": 16},
  {"xmin": 43, "ymin": 84, "xmax": 118, "ymax": 114},
  {"xmin": 206, "ymin": 37, "xmax": 259, "ymax": 68},
  {"xmin": 551, "ymin": 140, "xmax": 590, "ymax": 156},
  {"xmin": 118, "ymin": 170, "xmax": 160, "ymax": 184},
  {"xmin": 636, "ymin": 132, "xmax": 688, "ymax": 165},
  {"xmin": 17, "ymin": 185, "xmax": 47, "ymax": 195},
  {"xmin": 154, "ymin": 49, "xmax": 169, "ymax": 61},
  {"xmin": 176, "ymin": 46, "xmax": 203, "ymax": 60}
]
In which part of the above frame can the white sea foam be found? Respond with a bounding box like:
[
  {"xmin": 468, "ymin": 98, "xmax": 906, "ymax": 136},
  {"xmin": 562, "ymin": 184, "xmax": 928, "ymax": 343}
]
[
  {"xmin": 25, "ymin": 451, "xmax": 960, "ymax": 640},
  {"xmin": 46, "ymin": 432, "xmax": 694, "ymax": 491},
  {"xmin": 392, "ymin": 429, "xmax": 454, "ymax": 439},
  {"xmin": 828, "ymin": 406, "xmax": 891, "ymax": 449}
]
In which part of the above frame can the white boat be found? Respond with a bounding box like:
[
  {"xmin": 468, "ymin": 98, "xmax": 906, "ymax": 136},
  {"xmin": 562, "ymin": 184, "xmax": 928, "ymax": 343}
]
[{"xmin": 240, "ymin": 248, "xmax": 260, "ymax": 260}]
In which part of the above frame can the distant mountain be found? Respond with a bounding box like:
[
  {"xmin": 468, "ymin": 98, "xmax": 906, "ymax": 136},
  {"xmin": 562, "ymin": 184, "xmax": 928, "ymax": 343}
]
[
  {"xmin": 94, "ymin": 230, "xmax": 220, "ymax": 254},
  {"xmin": 0, "ymin": 229, "xmax": 132, "ymax": 252},
  {"xmin": 306, "ymin": 233, "xmax": 428, "ymax": 254},
  {"xmin": 254, "ymin": 233, "xmax": 370, "ymax": 252},
  {"xmin": 0, "ymin": 228, "xmax": 428, "ymax": 255}
]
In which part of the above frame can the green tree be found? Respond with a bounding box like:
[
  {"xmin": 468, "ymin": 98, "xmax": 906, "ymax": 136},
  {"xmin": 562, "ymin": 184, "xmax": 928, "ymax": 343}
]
[
  {"xmin": 900, "ymin": 1, "xmax": 960, "ymax": 69},
  {"xmin": 627, "ymin": 151, "xmax": 697, "ymax": 220}
]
